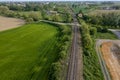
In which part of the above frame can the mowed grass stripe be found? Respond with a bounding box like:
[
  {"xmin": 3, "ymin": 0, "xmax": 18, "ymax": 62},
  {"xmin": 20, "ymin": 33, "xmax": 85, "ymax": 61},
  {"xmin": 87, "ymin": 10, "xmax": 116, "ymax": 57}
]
[{"xmin": 0, "ymin": 22, "xmax": 58, "ymax": 80}]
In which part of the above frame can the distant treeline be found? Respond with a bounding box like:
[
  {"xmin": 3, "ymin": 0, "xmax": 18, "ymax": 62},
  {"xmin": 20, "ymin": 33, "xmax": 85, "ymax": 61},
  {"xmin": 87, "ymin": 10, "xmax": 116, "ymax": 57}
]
[
  {"xmin": 83, "ymin": 12, "xmax": 120, "ymax": 28},
  {"xmin": 0, "ymin": 2, "xmax": 53, "ymax": 11},
  {"xmin": 0, "ymin": 3, "xmax": 72, "ymax": 23}
]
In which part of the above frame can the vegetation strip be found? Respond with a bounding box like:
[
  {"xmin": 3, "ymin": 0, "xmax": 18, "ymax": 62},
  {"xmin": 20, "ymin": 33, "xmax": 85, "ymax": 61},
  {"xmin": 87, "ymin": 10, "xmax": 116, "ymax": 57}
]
[
  {"xmin": 79, "ymin": 8, "xmax": 120, "ymax": 80},
  {"xmin": 78, "ymin": 19, "xmax": 104, "ymax": 80},
  {"xmin": 48, "ymin": 23, "xmax": 72, "ymax": 80}
]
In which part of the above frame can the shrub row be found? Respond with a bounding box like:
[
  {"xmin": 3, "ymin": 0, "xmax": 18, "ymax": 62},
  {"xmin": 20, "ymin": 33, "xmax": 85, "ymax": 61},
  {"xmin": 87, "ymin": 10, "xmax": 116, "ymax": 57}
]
[
  {"xmin": 48, "ymin": 24, "xmax": 72, "ymax": 80},
  {"xmin": 83, "ymin": 12, "xmax": 120, "ymax": 28},
  {"xmin": 79, "ymin": 19, "xmax": 104, "ymax": 80}
]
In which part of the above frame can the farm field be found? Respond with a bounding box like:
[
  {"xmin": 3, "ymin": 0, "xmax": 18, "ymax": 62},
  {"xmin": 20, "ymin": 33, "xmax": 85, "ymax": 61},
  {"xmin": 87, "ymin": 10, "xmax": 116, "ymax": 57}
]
[
  {"xmin": 17, "ymin": 11, "xmax": 41, "ymax": 17},
  {"xmin": 0, "ymin": 22, "xmax": 58, "ymax": 80},
  {"xmin": 0, "ymin": 16, "xmax": 25, "ymax": 31},
  {"xmin": 88, "ymin": 10, "xmax": 120, "ymax": 15},
  {"xmin": 101, "ymin": 40, "xmax": 120, "ymax": 80}
]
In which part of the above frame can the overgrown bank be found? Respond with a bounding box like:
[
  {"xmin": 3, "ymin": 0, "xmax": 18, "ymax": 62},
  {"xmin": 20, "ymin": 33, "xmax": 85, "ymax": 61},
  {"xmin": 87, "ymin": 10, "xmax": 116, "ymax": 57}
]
[
  {"xmin": 77, "ymin": 9, "xmax": 120, "ymax": 80},
  {"xmin": 48, "ymin": 23, "xmax": 72, "ymax": 80},
  {"xmin": 78, "ymin": 19, "xmax": 104, "ymax": 80}
]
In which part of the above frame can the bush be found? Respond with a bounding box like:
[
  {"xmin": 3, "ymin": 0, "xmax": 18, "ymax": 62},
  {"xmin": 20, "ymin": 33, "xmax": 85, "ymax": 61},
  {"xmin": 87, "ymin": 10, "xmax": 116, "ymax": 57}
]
[
  {"xmin": 6, "ymin": 11, "xmax": 16, "ymax": 17},
  {"xmin": 59, "ymin": 51, "xmax": 66, "ymax": 59},
  {"xmin": 101, "ymin": 28, "xmax": 108, "ymax": 33},
  {"xmin": 78, "ymin": 19, "xmax": 104, "ymax": 80},
  {"xmin": 62, "ymin": 35, "xmax": 70, "ymax": 42},
  {"xmin": 82, "ymin": 34, "xmax": 92, "ymax": 49},
  {"xmin": 49, "ymin": 62, "xmax": 62, "ymax": 80},
  {"xmin": 81, "ymin": 22, "xmax": 89, "ymax": 34},
  {"xmin": 28, "ymin": 12, "xmax": 41, "ymax": 21},
  {"xmin": 90, "ymin": 27, "xmax": 97, "ymax": 36},
  {"xmin": 26, "ymin": 18, "xmax": 34, "ymax": 23},
  {"xmin": 0, "ymin": 6, "xmax": 9, "ymax": 14},
  {"xmin": 96, "ymin": 26, "xmax": 103, "ymax": 32},
  {"xmin": 48, "ymin": 24, "xmax": 71, "ymax": 80}
]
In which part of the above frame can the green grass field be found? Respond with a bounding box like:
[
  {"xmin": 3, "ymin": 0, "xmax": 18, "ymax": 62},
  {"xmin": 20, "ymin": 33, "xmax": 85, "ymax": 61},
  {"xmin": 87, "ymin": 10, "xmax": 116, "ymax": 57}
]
[
  {"xmin": 0, "ymin": 22, "xmax": 58, "ymax": 80},
  {"xmin": 19, "ymin": 11, "xmax": 41, "ymax": 17},
  {"xmin": 96, "ymin": 31, "xmax": 118, "ymax": 39}
]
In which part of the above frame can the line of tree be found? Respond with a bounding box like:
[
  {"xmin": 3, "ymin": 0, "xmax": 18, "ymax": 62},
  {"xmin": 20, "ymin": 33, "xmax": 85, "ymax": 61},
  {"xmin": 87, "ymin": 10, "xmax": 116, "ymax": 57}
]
[
  {"xmin": 0, "ymin": 3, "xmax": 72, "ymax": 23},
  {"xmin": 78, "ymin": 19, "xmax": 104, "ymax": 80},
  {"xmin": 48, "ymin": 23, "xmax": 72, "ymax": 80},
  {"xmin": 0, "ymin": 2, "xmax": 54, "ymax": 11},
  {"xmin": 0, "ymin": 6, "xmax": 43, "ymax": 22},
  {"xmin": 83, "ymin": 12, "xmax": 120, "ymax": 28}
]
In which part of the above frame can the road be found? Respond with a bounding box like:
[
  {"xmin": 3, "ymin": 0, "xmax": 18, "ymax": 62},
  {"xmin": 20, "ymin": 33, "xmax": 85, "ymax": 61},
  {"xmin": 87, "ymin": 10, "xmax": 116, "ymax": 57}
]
[
  {"xmin": 96, "ymin": 29, "xmax": 120, "ymax": 80},
  {"xmin": 96, "ymin": 39, "xmax": 111, "ymax": 80},
  {"xmin": 66, "ymin": 8, "xmax": 83, "ymax": 80}
]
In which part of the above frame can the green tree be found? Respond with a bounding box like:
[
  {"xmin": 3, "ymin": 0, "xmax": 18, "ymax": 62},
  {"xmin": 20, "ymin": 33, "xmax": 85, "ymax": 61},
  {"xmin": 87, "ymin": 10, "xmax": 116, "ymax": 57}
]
[
  {"xmin": 0, "ymin": 6, "xmax": 9, "ymax": 14},
  {"xmin": 49, "ymin": 62, "xmax": 62, "ymax": 80},
  {"xmin": 90, "ymin": 27, "xmax": 97, "ymax": 36},
  {"xmin": 29, "ymin": 12, "xmax": 42, "ymax": 21},
  {"xmin": 26, "ymin": 18, "xmax": 34, "ymax": 23},
  {"xmin": 83, "ymin": 34, "xmax": 92, "ymax": 49}
]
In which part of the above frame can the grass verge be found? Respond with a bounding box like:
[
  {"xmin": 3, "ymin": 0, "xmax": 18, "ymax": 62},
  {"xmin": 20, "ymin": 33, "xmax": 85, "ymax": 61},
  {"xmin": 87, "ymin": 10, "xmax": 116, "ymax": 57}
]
[
  {"xmin": 78, "ymin": 20, "xmax": 104, "ymax": 80},
  {"xmin": 96, "ymin": 31, "xmax": 118, "ymax": 39}
]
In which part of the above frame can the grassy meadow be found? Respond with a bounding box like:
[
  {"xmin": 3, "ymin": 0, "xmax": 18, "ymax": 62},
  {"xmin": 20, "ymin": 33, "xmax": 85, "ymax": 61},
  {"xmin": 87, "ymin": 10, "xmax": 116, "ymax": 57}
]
[
  {"xmin": 88, "ymin": 10, "xmax": 120, "ymax": 16},
  {"xmin": 96, "ymin": 31, "xmax": 118, "ymax": 39},
  {"xmin": 0, "ymin": 22, "xmax": 59, "ymax": 80}
]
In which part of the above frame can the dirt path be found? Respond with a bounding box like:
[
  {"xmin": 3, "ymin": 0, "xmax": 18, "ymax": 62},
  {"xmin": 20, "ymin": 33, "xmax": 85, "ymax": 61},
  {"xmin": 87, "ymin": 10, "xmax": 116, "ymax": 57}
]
[
  {"xmin": 101, "ymin": 41, "xmax": 120, "ymax": 80},
  {"xmin": 0, "ymin": 16, "xmax": 25, "ymax": 31},
  {"xmin": 96, "ymin": 39, "xmax": 120, "ymax": 80},
  {"xmin": 96, "ymin": 40, "xmax": 111, "ymax": 80}
]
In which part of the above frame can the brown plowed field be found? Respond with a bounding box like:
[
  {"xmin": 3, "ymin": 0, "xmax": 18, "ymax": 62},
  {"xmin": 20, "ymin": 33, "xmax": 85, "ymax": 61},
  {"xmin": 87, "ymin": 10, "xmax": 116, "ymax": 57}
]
[
  {"xmin": 0, "ymin": 16, "xmax": 25, "ymax": 31},
  {"xmin": 101, "ymin": 41, "xmax": 120, "ymax": 80}
]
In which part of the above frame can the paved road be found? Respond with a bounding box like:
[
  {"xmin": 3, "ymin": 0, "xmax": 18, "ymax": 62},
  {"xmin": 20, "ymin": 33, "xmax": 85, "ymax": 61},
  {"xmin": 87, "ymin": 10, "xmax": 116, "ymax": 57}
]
[
  {"xmin": 96, "ymin": 39, "xmax": 111, "ymax": 80},
  {"xmin": 66, "ymin": 8, "xmax": 83, "ymax": 80}
]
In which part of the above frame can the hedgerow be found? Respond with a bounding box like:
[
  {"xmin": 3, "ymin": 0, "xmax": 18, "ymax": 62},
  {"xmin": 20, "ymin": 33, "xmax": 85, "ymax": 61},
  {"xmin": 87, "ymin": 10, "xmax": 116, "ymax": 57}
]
[
  {"xmin": 78, "ymin": 19, "xmax": 104, "ymax": 80},
  {"xmin": 48, "ymin": 23, "xmax": 72, "ymax": 80}
]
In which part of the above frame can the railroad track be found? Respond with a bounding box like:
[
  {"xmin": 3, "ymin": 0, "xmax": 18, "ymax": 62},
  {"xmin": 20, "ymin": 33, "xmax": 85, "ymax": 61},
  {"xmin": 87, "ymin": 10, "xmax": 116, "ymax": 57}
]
[
  {"xmin": 66, "ymin": 7, "xmax": 82, "ymax": 80},
  {"xmin": 67, "ymin": 24, "xmax": 78, "ymax": 80}
]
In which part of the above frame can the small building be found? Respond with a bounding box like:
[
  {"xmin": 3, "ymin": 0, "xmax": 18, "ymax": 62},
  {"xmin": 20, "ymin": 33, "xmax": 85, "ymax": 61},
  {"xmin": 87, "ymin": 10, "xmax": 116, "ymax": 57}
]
[
  {"xmin": 46, "ymin": 10, "xmax": 58, "ymax": 15},
  {"xmin": 78, "ymin": 13, "xmax": 83, "ymax": 18}
]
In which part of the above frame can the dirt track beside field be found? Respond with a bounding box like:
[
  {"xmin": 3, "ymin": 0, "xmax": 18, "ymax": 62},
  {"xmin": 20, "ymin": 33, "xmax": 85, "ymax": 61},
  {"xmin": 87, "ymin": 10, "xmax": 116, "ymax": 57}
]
[
  {"xmin": 0, "ymin": 16, "xmax": 25, "ymax": 31},
  {"xmin": 101, "ymin": 40, "xmax": 120, "ymax": 80}
]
